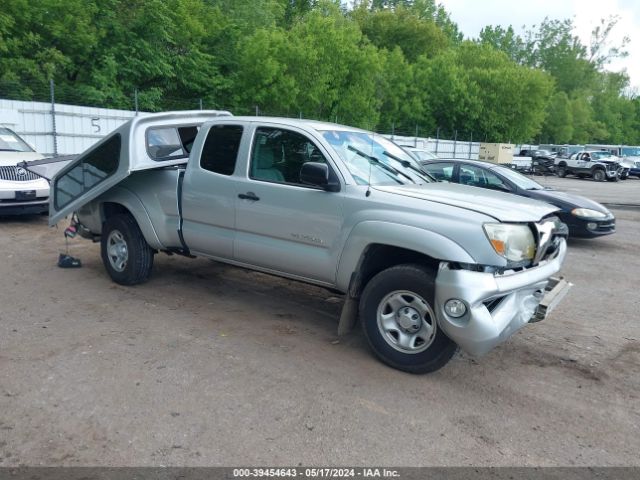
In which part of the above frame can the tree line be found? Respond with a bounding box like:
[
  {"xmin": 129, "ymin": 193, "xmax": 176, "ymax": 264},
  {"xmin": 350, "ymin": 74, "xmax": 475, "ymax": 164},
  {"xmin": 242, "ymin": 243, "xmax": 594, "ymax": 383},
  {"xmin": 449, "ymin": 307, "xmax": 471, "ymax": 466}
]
[{"xmin": 1, "ymin": 0, "xmax": 638, "ymax": 144}]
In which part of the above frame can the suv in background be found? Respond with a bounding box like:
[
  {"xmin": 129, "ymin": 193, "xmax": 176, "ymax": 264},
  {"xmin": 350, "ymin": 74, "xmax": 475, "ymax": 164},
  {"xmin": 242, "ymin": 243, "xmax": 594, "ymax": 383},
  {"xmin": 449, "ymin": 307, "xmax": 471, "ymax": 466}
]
[{"xmin": 0, "ymin": 127, "xmax": 49, "ymax": 215}]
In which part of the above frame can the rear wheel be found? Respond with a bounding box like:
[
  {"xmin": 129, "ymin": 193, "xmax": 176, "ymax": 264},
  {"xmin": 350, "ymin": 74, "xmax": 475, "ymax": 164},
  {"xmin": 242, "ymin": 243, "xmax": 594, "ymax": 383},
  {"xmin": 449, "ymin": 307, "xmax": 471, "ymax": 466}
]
[
  {"xmin": 359, "ymin": 264, "xmax": 457, "ymax": 374},
  {"xmin": 101, "ymin": 214, "xmax": 154, "ymax": 285},
  {"xmin": 592, "ymin": 168, "xmax": 606, "ymax": 182},
  {"xmin": 556, "ymin": 164, "xmax": 567, "ymax": 177}
]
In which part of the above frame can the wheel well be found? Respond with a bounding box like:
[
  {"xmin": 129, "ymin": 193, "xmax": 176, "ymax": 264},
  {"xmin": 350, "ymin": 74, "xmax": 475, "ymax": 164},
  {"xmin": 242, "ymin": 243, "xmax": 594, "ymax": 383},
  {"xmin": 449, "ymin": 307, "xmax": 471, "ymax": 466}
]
[
  {"xmin": 102, "ymin": 202, "xmax": 130, "ymax": 223},
  {"xmin": 557, "ymin": 161, "xmax": 567, "ymax": 167},
  {"xmin": 350, "ymin": 244, "xmax": 438, "ymax": 298}
]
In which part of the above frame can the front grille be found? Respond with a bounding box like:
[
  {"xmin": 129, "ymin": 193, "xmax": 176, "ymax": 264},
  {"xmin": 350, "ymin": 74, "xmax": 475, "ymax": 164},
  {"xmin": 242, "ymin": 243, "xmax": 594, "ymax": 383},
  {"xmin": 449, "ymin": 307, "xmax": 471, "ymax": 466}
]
[
  {"xmin": 0, "ymin": 166, "xmax": 41, "ymax": 181},
  {"xmin": 595, "ymin": 221, "xmax": 615, "ymax": 232}
]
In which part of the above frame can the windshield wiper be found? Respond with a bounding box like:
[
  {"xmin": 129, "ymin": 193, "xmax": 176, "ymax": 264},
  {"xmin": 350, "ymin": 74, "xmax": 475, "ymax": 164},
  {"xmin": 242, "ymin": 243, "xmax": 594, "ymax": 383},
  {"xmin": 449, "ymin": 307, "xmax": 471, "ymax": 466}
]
[
  {"xmin": 347, "ymin": 145, "xmax": 411, "ymax": 183},
  {"xmin": 382, "ymin": 150, "xmax": 433, "ymax": 182},
  {"xmin": 0, "ymin": 148, "xmax": 21, "ymax": 152}
]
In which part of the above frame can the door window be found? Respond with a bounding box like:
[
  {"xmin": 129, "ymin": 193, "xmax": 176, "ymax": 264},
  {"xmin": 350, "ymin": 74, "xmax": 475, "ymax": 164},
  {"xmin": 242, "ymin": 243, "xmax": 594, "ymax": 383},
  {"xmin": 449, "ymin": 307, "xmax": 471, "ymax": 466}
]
[
  {"xmin": 200, "ymin": 125, "xmax": 244, "ymax": 175},
  {"xmin": 250, "ymin": 127, "xmax": 328, "ymax": 185},
  {"xmin": 459, "ymin": 165, "xmax": 509, "ymax": 190}
]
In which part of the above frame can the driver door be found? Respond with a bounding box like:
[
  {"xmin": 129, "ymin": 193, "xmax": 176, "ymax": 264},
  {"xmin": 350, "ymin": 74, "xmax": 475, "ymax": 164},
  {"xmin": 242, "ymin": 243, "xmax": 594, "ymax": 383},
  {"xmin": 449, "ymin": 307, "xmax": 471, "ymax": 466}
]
[{"xmin": 234, "ymin": 125, "xmax": 344, "ymax": 284}]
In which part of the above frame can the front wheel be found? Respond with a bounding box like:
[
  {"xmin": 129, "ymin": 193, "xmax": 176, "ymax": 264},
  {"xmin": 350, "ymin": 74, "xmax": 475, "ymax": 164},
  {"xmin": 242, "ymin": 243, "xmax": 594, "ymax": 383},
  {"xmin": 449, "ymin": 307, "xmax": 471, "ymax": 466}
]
[
  {"xmin": 101, "ymin": 214, "xmax": 154, "ymax": 285},
  {"xmin": 593, "ymin": 169, "xmax": 606, "ymax": 182},
  {"xmin": 556, "ymin": 164, "xmax": 567, "ymax": 177},
  {"xmin": 359, "ymin": 264, "xmax": 457, "ymax": 374}
]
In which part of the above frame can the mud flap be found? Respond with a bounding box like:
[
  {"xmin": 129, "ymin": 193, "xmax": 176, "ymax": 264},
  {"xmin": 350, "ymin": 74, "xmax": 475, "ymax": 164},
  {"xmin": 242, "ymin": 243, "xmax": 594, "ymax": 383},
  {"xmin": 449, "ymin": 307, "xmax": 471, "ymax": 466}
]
[{"xmin": 338, "ymin": 296, "xmax": 359, "ymax": 336}]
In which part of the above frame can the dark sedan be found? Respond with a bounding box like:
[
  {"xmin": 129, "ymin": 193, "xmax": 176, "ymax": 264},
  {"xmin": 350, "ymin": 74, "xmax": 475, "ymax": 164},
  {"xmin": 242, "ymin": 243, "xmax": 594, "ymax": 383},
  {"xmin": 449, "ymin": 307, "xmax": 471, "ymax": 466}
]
[{"xmin": 420, "ymin": 159, "xmax": 615, "ymax": 238}]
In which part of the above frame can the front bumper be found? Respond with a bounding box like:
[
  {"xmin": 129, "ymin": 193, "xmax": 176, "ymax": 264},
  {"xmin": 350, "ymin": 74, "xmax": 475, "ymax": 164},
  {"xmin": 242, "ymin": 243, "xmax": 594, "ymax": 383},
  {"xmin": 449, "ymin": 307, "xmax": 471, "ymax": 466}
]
[
  {"xmin": 435, "ymin": 239, "xmax": 569, "ymax": 356},
  {"xmin": 0, "ymin": 178, "xmax": 49, "ymax": 215},
  {"xmin": 561, "ymin": 214, "xmax": 615, "ymax": 237}
]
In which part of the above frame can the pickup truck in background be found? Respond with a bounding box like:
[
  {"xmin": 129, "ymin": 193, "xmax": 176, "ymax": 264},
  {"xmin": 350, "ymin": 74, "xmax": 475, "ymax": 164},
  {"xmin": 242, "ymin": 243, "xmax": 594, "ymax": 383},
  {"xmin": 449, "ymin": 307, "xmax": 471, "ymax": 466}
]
[
  {"xmin": 28, "ymin": 111, "xmax": 572, "ymax": 374},
  {"xmin": 555, "ymin": 150, "xmax": 629, "ymax": 181}
]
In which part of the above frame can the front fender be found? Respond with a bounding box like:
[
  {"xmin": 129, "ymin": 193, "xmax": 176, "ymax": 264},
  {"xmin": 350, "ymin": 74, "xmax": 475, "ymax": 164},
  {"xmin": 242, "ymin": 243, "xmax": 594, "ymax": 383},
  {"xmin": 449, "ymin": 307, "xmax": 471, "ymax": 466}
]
[{"xmin": 335, "ymin": 221, "xmax": 476, "ymax": 291}]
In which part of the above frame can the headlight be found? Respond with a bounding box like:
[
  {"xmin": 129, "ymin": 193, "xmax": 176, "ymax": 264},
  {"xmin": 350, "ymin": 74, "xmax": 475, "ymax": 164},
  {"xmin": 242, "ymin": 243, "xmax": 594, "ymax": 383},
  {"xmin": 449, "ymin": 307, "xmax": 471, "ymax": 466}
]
[
  {"xmin": 483, "ymin": 223, "xmax": 535, "ymax": 264},
  {"xmin": 571, "ymin": 208, "xmax": 608, "ymax": 219}
]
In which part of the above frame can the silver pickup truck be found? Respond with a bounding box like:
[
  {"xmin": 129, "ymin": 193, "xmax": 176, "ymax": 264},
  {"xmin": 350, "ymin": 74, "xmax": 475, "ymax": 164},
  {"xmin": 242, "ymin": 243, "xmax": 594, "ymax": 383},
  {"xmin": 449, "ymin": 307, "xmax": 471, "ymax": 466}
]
[{"xmin": 31, "ymin": 111, "xmax": 571, "ymax": 373}]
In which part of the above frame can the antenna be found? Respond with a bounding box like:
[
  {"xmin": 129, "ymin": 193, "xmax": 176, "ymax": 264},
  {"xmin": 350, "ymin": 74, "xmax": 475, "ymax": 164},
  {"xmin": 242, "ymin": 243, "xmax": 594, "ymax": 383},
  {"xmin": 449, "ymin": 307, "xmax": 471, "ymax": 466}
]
[{"xmin": 366, "ymin": 131, "xmax": 373, "ymax": 197}]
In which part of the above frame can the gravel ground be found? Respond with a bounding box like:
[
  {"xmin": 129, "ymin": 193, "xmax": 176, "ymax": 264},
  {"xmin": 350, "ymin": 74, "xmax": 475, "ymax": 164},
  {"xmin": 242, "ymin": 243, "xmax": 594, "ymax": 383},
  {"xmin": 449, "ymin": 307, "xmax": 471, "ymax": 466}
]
[{"xmin": 0, "ymin": 180, "xmax": 638, "ymax": 467}]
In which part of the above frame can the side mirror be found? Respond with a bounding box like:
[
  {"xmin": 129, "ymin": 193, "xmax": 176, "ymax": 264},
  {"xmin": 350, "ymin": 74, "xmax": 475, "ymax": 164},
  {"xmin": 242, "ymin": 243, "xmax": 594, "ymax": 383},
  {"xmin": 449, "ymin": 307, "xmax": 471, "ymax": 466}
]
[{"xmin": 300, "ymin": 162, "xmax": 340, "ymax": 191}]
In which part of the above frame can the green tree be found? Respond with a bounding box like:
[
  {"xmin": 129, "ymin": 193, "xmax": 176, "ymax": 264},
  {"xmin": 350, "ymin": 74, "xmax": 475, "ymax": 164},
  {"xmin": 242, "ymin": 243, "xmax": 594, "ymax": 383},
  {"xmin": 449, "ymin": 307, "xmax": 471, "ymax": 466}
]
[
  {"xmin": 353, "ymin": 4, "xmax": 449, "ymax": 61},
  {"xmin": 541, "ymin": 91, "xmax": 573, "ymax": 144},
  {"xmin": 235, "ymin": 1, "xmax": 384, "ymax": 126}
]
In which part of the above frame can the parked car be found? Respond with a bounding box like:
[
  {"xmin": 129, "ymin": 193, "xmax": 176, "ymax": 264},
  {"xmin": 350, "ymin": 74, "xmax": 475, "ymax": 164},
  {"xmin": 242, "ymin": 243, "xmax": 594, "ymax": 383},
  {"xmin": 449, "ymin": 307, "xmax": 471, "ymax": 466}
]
[
  {"xmin": 554, "ymin": 150, "xmax": 629, "ymax": 181},
  {"xmin": 0, "ymin": 127, "xmax": 49, "ymax": 215},
  {"xmin": 401, "ymin": 146, "xmax": 439, "ymax": 162},
  {"xmin": 629, "ymin": 159, "xmax": 640, "ymax": 178},
  {"xmin": 26, "ymin": 111, "xmax": 571, "ymax": 374},
  {"xmin": 420, "ymin": 158, "xmax": 615, "ymax": 238}
]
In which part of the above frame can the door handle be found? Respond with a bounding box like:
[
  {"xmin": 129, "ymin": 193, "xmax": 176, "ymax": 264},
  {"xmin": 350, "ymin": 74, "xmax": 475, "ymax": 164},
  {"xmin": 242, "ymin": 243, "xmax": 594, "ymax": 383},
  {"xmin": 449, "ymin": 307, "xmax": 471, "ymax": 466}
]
[{"xmin": 238, "ymin": 192, "xmax": 260, "ymax": 201}]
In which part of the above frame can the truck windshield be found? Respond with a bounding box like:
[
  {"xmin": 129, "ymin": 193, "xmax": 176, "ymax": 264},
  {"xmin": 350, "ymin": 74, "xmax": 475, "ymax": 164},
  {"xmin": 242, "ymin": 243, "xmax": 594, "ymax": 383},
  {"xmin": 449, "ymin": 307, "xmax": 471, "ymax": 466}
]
[
  {"xmin": 0, "ymin": 127, "xmax": 34, "ymax": 152},
  {"xmin": 322, "ymin": 130, "xmax": 432, "ymax": 185},
  {"xmin": 591, "ymin": 151, "xmax": 614, "ymax": 161}
]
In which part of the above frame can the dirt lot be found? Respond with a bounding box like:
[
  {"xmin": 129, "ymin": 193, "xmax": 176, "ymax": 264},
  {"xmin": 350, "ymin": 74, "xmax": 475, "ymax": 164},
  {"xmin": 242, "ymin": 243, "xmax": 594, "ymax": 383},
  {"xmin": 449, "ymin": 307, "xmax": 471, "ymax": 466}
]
[{"xmin": 1, "ymin": 179, "xmax": 639, "ymax": 466}]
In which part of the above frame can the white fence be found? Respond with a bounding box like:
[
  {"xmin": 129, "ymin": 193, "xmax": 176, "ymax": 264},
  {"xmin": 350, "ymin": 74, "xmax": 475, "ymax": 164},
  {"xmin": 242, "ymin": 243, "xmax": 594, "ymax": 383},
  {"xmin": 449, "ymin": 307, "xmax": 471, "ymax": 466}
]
[
  {"xmin": 1, "ymin": 97, "xmax": 535, "ymax": 159},
  {"xmin": 0, "ymin": 99, "xmax": 137, "ymax": 156}
]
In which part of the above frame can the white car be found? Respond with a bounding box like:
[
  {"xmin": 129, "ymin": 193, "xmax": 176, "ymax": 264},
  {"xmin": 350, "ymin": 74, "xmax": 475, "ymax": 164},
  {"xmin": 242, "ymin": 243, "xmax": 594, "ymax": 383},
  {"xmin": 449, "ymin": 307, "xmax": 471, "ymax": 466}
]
[
  {"xmin": 0, "ymin": 127, "xmax": 49, "ymax": 215},
  {"xmin": 402, "ymin": 146, "xmax": 439, "ymax": 162}
]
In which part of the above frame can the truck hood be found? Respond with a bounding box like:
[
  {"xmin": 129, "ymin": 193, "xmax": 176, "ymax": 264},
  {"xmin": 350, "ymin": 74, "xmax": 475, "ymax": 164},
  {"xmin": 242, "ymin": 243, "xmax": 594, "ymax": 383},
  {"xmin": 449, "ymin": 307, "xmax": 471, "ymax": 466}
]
[
  {"xmin": 0, "ymin": 151, "xmax": 44, "ymax": 167},
  {"xmin": 374, "ymin": 183, "xmax": 559, "ymax": 222}
]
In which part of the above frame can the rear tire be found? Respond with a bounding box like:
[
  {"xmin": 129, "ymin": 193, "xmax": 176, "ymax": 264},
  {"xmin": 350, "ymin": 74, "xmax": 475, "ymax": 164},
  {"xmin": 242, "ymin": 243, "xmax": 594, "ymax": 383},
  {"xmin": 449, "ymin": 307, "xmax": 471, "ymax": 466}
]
[
  {"xmin": 359, "ymin": 264, "xmax": 457, "ymax": 374},
  {"xmin": 101, "ymin": 214, "xmax": 154, "ymax": 285}
]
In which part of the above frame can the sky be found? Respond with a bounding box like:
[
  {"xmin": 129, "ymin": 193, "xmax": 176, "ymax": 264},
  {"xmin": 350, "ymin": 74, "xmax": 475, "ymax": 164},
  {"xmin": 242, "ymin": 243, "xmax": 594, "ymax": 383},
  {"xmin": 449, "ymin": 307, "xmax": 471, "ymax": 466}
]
[{"xmin": 439, "ymin": 0, "xmax": 640, "ymax": 90}]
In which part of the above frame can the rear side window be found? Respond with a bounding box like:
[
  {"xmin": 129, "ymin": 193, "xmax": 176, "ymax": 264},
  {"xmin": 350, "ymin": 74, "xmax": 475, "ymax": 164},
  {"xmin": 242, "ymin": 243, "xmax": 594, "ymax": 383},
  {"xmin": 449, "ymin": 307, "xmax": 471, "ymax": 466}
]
[
  {"xmin": 55, "ymin": 134, "xmax": 121, "ymax": 209},
  {"xmin": 200, "ymin": 125, "xmax": 243, "ymax": 175}
]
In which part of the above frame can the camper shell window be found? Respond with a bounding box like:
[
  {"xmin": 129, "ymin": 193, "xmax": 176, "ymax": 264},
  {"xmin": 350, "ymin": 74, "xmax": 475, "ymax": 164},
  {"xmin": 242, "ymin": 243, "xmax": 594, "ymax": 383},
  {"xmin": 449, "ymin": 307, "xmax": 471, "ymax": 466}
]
[
  {"xmin": 146, "ymin": 125, "xmax": 200, "ymax": 161},
  {"xmin": 54, "ymin": 134, "xmax": 121, "ymax": 209}
]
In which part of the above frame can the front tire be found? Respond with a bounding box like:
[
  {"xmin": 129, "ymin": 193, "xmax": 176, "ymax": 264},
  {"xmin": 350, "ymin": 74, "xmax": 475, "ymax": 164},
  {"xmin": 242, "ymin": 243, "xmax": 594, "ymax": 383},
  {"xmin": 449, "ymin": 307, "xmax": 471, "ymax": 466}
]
[
  {"xmin": 556, "ymin": 164, "xmax": 567, "ymax": 177},
  {"xmin": 101, "ymin": 214, "xmax": 154, "ymax": 285},
  {"xmin": 593, "ymin": 169, "xmax": 606, "ymax": 182},
  {"xmin": 359, "ymin": 264, "xmax": 457, "ymax": 374}
]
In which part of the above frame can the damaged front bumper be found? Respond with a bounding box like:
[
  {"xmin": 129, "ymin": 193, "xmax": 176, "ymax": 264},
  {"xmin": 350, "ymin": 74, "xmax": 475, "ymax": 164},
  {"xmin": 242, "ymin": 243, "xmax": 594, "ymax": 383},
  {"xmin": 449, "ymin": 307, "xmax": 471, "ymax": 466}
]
[{"xmin": 435, "ymin": 240, "xmax": 570, "ymax": 356}]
